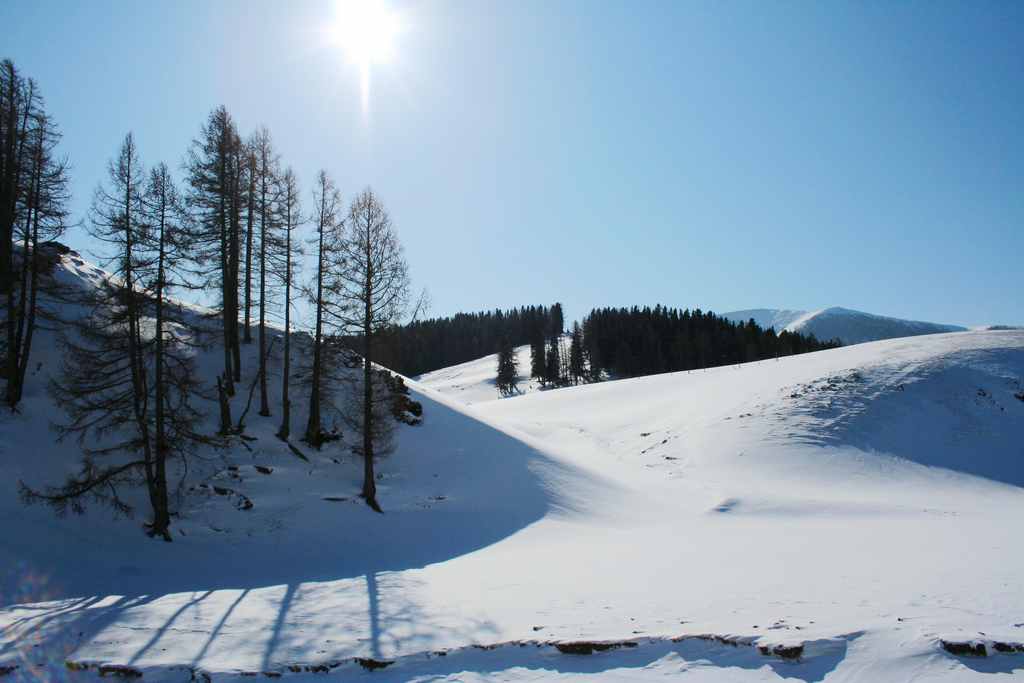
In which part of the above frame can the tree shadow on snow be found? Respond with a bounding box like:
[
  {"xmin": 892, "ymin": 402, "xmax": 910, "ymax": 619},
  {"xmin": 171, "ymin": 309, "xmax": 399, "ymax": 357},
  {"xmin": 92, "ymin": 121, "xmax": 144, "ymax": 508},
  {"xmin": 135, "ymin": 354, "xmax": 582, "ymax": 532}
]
[{"xmin": 1, "ymin": 388, "xmax": 608, "ymax": 672}]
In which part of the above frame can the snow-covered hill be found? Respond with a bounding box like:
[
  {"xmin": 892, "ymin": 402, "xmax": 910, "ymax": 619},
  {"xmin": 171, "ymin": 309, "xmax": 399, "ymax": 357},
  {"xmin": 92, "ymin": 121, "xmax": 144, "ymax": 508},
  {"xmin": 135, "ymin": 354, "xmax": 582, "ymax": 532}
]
[
  {"xmin": 724, "ymin": 307, "xmax": 967, "ymax": 345},
  {"xmin": 415, "ymin": 343, "xmax": 541, "ymax": 405},
  {"xmin": 2, "ymin": 253, "xmax": 1023, "ymax": 681}
]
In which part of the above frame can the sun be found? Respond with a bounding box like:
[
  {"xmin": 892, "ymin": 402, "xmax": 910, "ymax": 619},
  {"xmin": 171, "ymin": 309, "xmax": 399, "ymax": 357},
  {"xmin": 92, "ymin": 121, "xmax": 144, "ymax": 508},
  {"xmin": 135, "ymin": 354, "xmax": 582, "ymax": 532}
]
[{"xmin": 331, "ymin": 0, "xmax": 401, "ymax": 68}]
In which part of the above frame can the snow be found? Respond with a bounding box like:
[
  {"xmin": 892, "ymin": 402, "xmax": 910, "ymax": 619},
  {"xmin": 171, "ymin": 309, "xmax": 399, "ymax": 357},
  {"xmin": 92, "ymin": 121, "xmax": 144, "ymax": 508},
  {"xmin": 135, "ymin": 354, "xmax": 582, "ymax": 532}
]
[
  {"xmin": 1, "ymin": 254, "xmax": 1024, "ymax": 681},
  {"xmin": 414, "ymin": 343, "xmax": 542, "ymax": 405},
  {"xmin": 724, "ymin": 307, "xmax": 968, "ymax": 345}
]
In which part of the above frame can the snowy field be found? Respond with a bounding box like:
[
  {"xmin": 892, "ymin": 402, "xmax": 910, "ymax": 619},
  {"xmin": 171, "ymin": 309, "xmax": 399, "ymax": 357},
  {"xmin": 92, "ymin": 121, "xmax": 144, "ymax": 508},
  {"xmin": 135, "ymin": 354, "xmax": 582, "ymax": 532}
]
[{"xmin": 2, "ymin": 257, "xmax": 1023, "ymax": 681}]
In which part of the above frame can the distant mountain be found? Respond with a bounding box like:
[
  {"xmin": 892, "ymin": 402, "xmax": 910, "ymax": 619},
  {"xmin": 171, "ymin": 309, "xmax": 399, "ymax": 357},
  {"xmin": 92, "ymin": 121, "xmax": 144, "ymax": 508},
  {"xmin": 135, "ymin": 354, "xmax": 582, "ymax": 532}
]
[{"xmin": 723, "ymin": 307, "xmax": 966, "ymax": 345}]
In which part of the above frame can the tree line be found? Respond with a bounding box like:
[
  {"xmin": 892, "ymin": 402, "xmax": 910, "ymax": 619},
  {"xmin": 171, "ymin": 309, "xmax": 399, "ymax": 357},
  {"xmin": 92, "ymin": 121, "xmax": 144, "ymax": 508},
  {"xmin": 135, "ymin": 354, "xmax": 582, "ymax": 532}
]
[
  {"xmin": 370, "ymin": 303, "xmax": 564, "ymax": 378},
  {"xmin": 2, "ymin": 59, "xmax": 415, "ymax": 539},
  {"xmin": 582, "ymin": 306, "xmax": 838, "ymax": 380},
  {"xmin": 495, "ymin": 305, "xmax": 839, "ymax": 395}
]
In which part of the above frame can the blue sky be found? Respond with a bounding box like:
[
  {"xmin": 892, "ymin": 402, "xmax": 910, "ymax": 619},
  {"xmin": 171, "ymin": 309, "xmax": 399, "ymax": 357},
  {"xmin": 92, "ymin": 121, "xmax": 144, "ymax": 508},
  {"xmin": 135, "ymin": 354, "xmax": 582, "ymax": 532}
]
[{"xmin": 3, "ymin": 0, "xmax": 1022, "ymax": 326}]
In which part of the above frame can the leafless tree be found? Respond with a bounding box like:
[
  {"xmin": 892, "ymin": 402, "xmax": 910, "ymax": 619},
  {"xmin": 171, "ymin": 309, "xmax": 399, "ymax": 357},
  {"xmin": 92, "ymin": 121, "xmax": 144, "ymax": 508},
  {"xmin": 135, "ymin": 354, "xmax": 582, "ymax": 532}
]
[
  {"xmin": 0, "ymin": 62, "xmax": 71, "ymax": 409},
  {"xmin": 20, "ymin": 136, "xmax": 201, "ymax": 541},
  {"xmin": 274, "ymin": 168, "xmax": 302, "ymax": 441},
  {"xmin": 325, "ymin": 188, "xmax": 409, "ymax": 512},
  {"xmin": 304, "ymin": 170, "xmax": 342, "ymax": 448},
  {"xmin": 185, "ymin": 106, "xmax": 244, "ymax": 394},
  {"xmin": 248, "ymin": 128, "xmax": 281, "ymax": 417}
]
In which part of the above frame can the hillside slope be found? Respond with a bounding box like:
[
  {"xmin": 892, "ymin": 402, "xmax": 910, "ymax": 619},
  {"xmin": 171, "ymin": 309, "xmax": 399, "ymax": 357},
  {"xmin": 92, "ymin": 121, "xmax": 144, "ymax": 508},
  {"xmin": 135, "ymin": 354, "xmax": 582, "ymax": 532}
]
[
  {"xmin": 725, "ymin": 306, "xmax": 967, "ymax": 344},
  {"xmin": 415, "ymin": 342, "xmax": 540, "ymax": 405},
  {"xmin": 1, "ymin": 253, "xmax": 1023, "ymax": 681}
]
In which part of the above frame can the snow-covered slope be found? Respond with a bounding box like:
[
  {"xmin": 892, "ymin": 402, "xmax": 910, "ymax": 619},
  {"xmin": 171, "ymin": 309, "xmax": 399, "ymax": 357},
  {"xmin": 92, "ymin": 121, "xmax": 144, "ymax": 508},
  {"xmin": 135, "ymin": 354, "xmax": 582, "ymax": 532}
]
[
  {"xmin": 2, "ymin": 254, "xmax": 1024, "ymax": 681},
  {"xmin": 725, "ymin": 307, "xmax": 967, "ymax": 345},
  {"xmin": 415, "ymin": 343, "xmax": 541, "ymax": 405}
]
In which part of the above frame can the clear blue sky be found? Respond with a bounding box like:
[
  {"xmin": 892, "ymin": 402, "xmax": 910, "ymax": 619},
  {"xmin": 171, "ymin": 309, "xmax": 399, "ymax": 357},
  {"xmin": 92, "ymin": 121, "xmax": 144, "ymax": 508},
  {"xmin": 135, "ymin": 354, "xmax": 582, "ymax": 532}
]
[{"xmin": 3, "ymin": 0, "xmax": 1022, "ymax": 327}]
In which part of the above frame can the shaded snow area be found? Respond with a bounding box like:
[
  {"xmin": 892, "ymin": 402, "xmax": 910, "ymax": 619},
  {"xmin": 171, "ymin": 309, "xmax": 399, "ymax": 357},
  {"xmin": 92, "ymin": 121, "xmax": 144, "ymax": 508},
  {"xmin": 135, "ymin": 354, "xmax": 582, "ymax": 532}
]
[
  {"xmin": 724, "ymin": 307, "xmax": 967, "ymax": 345},
  {"xmin": 1, "ymin": 256, "xmax": 1023, "ymax": 681}
]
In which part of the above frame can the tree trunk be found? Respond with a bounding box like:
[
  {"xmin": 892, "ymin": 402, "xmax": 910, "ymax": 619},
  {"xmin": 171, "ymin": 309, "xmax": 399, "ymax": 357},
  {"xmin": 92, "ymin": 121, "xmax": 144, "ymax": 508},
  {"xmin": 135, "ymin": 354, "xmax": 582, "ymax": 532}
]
[
  {"xmin": 361, "ymin": 232, "xmax": 380, "ymax": 512},
  {"xmin": 218, "ymin": 145, "xmax": 234, "ymax": 396},
  {"xmin": 229, "ymin": 157, "xmax": 241, "ymax": 382},
  {"xmin": 150, "ymin": 193, "xmax": 171, "ymax": 542},
  {"xmin": 243, "ymin": 153, "xmax": 255, "ymax": 344},
  {"xmin": 305, "ymin": 197, "xmax": 326, "ymax": 447},
  {"xmin": 277, "ymin": 196, "xmax": 292, "ymax": 441},
  {"xmin": 11, "ymin": 134, "xmax": 43, "ymax": 407},
  {"xmin": 257, "ymin": 155, "xmax": 269, "ymax": 417}
]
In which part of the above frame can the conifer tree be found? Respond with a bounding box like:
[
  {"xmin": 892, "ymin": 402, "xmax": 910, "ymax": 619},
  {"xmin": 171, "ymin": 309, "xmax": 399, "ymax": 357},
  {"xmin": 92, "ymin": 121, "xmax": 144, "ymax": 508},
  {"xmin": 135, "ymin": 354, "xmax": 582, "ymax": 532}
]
[
  {"xmin": 326, "ymin": 188, "xmax": 409, "ymax": 512},
  {"xmin": 185, "ymin": 106, "xmax": 244, "ymax": 395},
  {"xmin": 496, "ymin": 335, "xmax": 518, "ymax": 396},
  {"xmin": 249, "ymin": 128, "xmax": 280, "ymax": 417},
  {"xmin": 1, "ymin": 62, "xmax": 71, "ymax": 409},
  {"xmin": 21, "ymin": 137, "xmax": 201, "ymax": 541},
  {"xmin": 4, "ymin": 107, "xmax": 70, "ymax": 408},
  {"xmin": 275, "ymin": 168, "xmax": 302, "ymax": 441},
  {"xmin": 304, "ymin": 170, "xmax": 341, "ymax": 448},
  {"xmin": 568, "ymin": 321, "xmax": 585, "ymax": 385}
]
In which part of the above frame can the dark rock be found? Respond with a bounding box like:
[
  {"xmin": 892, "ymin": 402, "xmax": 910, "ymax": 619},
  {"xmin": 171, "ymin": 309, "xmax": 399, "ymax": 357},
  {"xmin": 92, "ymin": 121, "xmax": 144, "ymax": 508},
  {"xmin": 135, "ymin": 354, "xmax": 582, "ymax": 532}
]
[
  {"xmin": 941, "ymin": 640, "xmax": 987, "ymax": 657},
  {"xmin": 993, "ymin": 642, "xmax": 1024, "ymax": 653},
  {"xmin": 355, "ymin": 658, "xmax": 394, "ymax": 671},
  {"xmin": 97, "ymin": 664, "xmax": 143, "ymax": 678},
  {"xmin": 255, "ymin": 465, "xmax": 273, "ymax": 475},
  {"xmin": 213, "ymin": 486, "xmax": 231, "ymax": 496},
  {"xmin": 0, "ymin": 665, "xmax": 18, "ymax": 677},
  {"xmin": 759, "ymin": 644, "xmax": 803, "ymax": 659},
  {"xmin": 555, "ymin": 641, "xmax": 637, "ymax": 655}
]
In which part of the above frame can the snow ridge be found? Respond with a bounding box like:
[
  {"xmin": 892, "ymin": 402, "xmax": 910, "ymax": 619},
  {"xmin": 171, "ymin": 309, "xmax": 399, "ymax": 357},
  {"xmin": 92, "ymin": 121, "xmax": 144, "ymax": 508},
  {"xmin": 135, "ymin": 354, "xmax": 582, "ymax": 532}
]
[{"xmin": 724, "ymin": 306, "xmax": 967, "ymax": 345}]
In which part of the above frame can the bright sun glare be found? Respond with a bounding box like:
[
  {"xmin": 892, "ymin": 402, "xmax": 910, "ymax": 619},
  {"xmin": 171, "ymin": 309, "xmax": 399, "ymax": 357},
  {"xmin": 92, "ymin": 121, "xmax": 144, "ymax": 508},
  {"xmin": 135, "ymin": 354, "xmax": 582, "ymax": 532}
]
[
  {"xmin": 332, "ymin": 0, "xmax": 401, "ymax": 67},
  {"xmin": 330, "ymin": 0, "xmax": 402, "ymax": 116}
]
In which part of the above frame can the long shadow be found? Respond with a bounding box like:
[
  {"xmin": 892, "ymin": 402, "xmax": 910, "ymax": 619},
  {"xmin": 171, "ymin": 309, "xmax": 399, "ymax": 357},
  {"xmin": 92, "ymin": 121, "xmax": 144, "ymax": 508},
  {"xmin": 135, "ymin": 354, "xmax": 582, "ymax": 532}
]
[
  {"xmin": 127, "ymin": 590, "xmax": 213, "ymax": 665},
  {"xmin": 367, "ymin": 573, "xmax": 381, "ymax": 661},
  {"xmin": 0, "ymin": 383, "xmax": 612, "ymax": 674},
  {"xmin": 5, "ymin": 386, "xmax": 616, "ymax": 601},
  {"xmin": 260, "ymin": 583, "xmax": 297, "ymax": 673},
  {"xmin": 189, "ymin": 588, "xmax": 249, "ymax": 667},
  {"xmin": 0, "ymin": 594, "xmax": 160, "ymax": 679}
]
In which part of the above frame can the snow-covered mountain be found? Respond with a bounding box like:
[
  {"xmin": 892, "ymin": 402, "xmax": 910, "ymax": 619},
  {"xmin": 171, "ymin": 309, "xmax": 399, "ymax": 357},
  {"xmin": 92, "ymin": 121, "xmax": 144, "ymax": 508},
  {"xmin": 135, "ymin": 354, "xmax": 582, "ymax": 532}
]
[
  {"xmin": 2, "ymin": 252, "xmax": 1023, "ymax": 681},
  {"xmin": 724, "ymin": 306, "xmax": 967, "ymax": 345}
]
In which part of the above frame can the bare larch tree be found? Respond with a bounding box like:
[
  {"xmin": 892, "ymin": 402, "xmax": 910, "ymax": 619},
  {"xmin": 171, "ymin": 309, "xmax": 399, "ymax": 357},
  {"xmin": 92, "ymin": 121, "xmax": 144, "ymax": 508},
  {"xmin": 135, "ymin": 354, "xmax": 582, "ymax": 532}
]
[{"xmin": 327, "ymin": 188, "xmax": 409, "ymax": 512}]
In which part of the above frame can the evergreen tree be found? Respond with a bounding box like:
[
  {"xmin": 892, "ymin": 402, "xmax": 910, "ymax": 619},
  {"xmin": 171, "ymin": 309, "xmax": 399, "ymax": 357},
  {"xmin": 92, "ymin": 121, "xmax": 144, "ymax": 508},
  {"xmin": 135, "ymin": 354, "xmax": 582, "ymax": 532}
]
[
  {"xmin": 568, "ymin": 321, "xmax": 585, "ymax": 385},
  {"xmin": 496, "ymin": 335, "xmax": 518, "ymax": 396},
  {"xmin": 544, "ymin": 334, "xmax": 562, "ymax": 386}
]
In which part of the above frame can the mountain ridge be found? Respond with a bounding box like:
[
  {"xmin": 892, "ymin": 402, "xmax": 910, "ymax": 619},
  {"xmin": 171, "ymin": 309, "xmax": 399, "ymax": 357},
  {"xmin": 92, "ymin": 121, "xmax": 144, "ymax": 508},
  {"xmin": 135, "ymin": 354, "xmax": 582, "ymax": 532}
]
[{"xmin": 723, "ymin": 306, "xmax": 967, "ymax": 345}]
